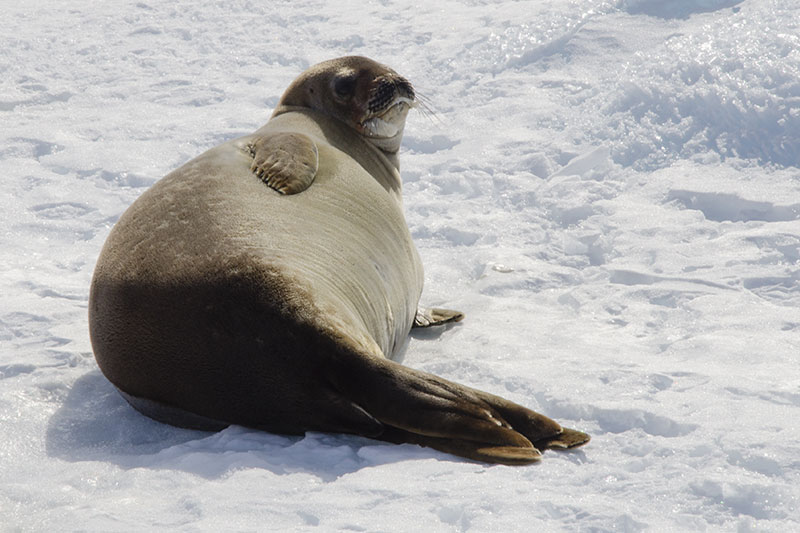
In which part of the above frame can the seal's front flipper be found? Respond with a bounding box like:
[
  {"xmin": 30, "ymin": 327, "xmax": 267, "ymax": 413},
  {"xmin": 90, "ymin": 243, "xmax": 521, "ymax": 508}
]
[
  {"xmin": 247, "ymin": 132, "xmax": 318, "ymax": 194},
  {"xmin": 413, "ymin": 307, "xmax": 464, "ymax": 328}
]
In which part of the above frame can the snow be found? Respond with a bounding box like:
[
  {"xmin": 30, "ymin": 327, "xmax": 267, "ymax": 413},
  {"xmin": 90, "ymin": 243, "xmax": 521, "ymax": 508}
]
[{"xmin": 2, "ymin": 0, "xmax": 799, "ymax": 530}]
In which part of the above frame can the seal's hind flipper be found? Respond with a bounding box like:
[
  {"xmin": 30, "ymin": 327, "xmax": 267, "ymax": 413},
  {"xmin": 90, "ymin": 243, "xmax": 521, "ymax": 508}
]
[
  {"xmin": 413, "ymin": 307, "xmax": 464, "ymax": 328},
  {"xmin": 247, "ymin": 132, "xmax": 318, "ymax": 194},
  {"xmin": 534, "ymin": 427, "xmax": 591, "ymax": 450},
  {"xmin": 379, "ymin": 426, "xmax": 544, "ymax": 465},
  {"xmin": 386, "ymin": 425, "xmax": 589, "ymax": 466},
  {"xmin": 331, "ymin": 357, "xmax": 589, "ymax": 465}
]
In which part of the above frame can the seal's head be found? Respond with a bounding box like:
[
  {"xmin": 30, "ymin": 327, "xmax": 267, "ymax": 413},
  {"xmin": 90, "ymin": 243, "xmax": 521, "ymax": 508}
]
[{"xmin": 274, "ymin": 56, "xmax": 416, "ymax": 153}]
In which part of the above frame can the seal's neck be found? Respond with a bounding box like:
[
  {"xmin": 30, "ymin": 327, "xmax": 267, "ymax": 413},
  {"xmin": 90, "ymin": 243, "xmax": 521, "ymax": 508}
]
[
  {"xmin": 365, "ymin": 131, "xmax": 406, "ymax": 156},
  {"xmin": 267, "ymin": 106, "xmax": 404, "ymax": 198}
]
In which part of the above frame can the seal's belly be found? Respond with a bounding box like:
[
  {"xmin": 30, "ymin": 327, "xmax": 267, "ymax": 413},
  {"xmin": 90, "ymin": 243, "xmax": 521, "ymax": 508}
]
[{"xmin": 232, "ymin": 139, "xmax": 422, "ymax": 357}]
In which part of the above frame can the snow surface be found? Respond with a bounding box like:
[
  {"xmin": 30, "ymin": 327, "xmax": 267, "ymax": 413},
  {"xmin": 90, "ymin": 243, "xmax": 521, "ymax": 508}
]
[{"xmin": 2, "ymin": 0, "xmax": 799, "ymax": 530}]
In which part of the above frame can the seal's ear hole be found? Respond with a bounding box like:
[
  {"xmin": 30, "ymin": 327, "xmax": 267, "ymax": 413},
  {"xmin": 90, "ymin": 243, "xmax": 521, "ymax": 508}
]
[{"xmin": 333, "ymin": 75, "xmax": 357, "ymax": 99}]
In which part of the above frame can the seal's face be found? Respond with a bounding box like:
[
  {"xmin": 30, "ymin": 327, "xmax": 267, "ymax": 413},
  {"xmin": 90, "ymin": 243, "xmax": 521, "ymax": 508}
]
[
  {"xmin": 276, "ymin": 56, "xmax": 416, "ymax": 153},
  {"xmin": 342, "ymin": 71, "xmax": 415, "ymax": 139}
]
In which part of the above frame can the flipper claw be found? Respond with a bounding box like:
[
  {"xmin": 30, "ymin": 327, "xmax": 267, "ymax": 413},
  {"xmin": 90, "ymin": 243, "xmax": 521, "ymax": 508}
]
[{"xmin": 414, "ymin": 307, "xmax": 465, "ymax": 328}]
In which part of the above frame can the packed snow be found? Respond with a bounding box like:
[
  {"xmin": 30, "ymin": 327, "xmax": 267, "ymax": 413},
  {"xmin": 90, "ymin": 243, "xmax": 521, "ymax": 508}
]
[{"xmin": 2, "ymin": 0, "xmax": 799, "ymax": 530}]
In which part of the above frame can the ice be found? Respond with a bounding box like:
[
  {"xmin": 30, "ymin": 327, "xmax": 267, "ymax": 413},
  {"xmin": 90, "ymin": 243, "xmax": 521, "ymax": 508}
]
[{"xmin": 2, "ymin": 0, "xmax": 799, "ymax": 530}]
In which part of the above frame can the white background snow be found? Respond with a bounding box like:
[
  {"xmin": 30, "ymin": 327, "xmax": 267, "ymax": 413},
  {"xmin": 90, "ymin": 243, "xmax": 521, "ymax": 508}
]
[{"xmin": 2, "ymin": 0, "xmax": 799, "ymax": 530}]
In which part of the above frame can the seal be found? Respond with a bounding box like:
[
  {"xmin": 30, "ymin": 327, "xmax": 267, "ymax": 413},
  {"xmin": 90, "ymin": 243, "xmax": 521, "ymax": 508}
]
[{"xmin": 89, "ymin": 56, "xmax": 589, "ymax": 465}]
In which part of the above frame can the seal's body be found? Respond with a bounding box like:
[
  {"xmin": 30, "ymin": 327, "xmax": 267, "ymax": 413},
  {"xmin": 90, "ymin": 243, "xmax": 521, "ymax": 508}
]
[{"xmin": 90, "ymin": 57, "xmax": 589, "ymax": 465}]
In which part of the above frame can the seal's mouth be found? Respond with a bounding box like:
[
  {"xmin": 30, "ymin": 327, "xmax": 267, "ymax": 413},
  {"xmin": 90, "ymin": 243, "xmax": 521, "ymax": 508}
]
[
  {"xmin": 360, "ymin": 76, "xmax": 416, "ymax": 140},
  {"xmin": 362, "ymin": 97, "xmax": 416, "ymax": 139}
]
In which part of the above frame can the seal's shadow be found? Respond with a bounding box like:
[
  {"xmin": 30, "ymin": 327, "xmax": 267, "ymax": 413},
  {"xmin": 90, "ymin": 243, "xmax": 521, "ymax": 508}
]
[
  {"xmin": 408, "ymin": 323, "xmax": 453, "ymax": 341},
  {"xmin": 46, "ymin": 371, "xmax": 439, "ymax": 480}
]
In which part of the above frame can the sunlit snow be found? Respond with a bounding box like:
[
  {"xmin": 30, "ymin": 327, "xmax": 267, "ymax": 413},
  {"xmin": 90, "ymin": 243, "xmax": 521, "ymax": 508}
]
[{"xmin": 2, "ymin": 0, "xmax": 799, "ymax": 530}]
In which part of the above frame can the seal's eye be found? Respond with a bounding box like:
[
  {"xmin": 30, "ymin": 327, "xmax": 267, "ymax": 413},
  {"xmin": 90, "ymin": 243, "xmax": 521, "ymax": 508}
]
[{"xmin": 334, "ymin": 75, "xmax": 357, "ymax": 99}]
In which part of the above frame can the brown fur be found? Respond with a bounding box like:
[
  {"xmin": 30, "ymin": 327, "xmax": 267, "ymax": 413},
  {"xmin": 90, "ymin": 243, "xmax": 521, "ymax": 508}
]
[{"xmin": 89, "ymin": 57, "xmax": 589, "ymax": 465}]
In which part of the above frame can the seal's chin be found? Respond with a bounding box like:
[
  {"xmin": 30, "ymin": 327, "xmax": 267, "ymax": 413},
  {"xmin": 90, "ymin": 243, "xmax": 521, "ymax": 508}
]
[{"xmin": 362, "ymin": 97, "xmax": 415, "ymax": 140}]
